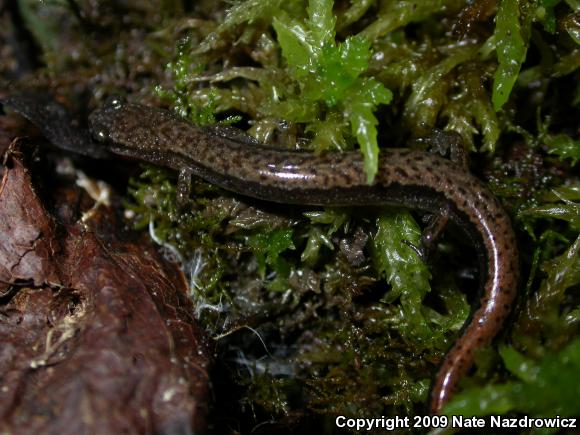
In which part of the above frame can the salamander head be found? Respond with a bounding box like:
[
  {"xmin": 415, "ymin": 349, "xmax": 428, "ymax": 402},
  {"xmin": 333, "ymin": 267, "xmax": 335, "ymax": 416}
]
[
  {"xmin": 88, "ymin": 100, "xmax": 189, "ymax": 169},
  {"xmin": 88, "ymin": 97, "xmax": 126, "ymax": 144},
  {"xmin": 88, "ymin": 99, "xmax": 168, "ymax": 158}
]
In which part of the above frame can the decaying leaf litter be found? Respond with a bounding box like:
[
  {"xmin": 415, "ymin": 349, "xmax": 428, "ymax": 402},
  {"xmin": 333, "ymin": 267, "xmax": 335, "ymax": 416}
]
[{"xmin": 0, "ymin": 141, "xmax": 210, "ymax": 433}]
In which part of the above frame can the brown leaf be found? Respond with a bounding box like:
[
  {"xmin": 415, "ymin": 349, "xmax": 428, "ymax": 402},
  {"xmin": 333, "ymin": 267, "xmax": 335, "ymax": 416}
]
[
  {"xmin": 0, "ymin": 145, "xmax": 61, "ymax": 292},
  {"xmin": 0, "ymin": 142, "xmax": 211, "ymax": 434}
]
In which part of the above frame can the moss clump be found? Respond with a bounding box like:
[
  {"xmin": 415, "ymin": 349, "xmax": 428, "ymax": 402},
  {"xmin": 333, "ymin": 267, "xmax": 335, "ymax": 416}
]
[{"xmin": 124, "ymin": 0, "xmax": 580, "ymax": 428}]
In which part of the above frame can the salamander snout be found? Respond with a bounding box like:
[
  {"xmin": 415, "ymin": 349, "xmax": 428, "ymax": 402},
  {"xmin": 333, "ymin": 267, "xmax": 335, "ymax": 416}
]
[{"xmin": 88, "ymin": 97, "xmax": 125, "ymax": 143}]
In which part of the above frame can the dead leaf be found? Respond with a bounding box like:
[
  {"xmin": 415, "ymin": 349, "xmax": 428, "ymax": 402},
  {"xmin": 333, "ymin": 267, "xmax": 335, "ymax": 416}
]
[{"xmin": 0, "ymin": 141, "xmax": 210, "ymax": 434}]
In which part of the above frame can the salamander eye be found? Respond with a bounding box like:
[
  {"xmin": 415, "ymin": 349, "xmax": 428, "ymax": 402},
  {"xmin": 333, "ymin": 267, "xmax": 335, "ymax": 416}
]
[
  {"xmin": 104, "ymin": 95, "xmax": 125, "ymax": 109},
  {"xmin": 93, "ymin": 127, "xmax": 109, "ymax": 142},
  {"xmin": 88, "ymin": 110, "xmax": 112, "ymax": 142}
]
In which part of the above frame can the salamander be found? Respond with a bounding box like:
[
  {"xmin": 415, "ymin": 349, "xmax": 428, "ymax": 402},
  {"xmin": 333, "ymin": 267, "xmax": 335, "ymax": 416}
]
[{"xmin": 88, "ymin": 101, "xmax": 519, "ymax": 414}]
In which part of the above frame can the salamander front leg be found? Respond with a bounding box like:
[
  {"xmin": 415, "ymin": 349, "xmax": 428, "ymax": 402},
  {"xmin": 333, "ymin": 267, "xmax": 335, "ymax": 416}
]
[{"xmin": 176, "ymin": 167, "xmax": 193, "ymax": 209}]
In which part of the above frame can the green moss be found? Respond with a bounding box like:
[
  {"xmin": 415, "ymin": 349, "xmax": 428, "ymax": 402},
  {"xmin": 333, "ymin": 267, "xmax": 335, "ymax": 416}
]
[
  {"xmin": 492, "ymin": 0, "xmax": 530, "ymax": 111},
  {"xmin": 122, "ymin": 0, "xmax": 580, "ymax": 425},
  {"xmin": 247, "ymin": 227, "xmax": 295, "ymax": 279},
  {"xmin": 372, "ymin": 210, "xmax": 437, "ymax": 346},
  {"xmin": 544, "ymin": 134, "xmax": 580, "ymax": 165},
  {"xmin": 445, "ymin": 336, "xmax": 580, "ymax": 418},
  {"xmin": 126, "ymin": 167, "xmax": 232, "ymax": 303},
  {"xmin": 271, "ymin": 0, "xmax": 393, "ymax": 182}
]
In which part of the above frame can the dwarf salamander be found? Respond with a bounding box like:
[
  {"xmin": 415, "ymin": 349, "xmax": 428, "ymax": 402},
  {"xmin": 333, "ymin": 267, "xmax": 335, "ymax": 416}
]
[{"xmin": 89, "ymin": 102, "xmax": 519, "ymax": 413}]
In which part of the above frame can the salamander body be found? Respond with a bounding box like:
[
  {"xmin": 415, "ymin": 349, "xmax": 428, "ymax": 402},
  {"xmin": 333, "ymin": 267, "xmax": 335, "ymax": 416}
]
[{"xmin": 89, "ymin": 102, "xmax": 519, "ymax": 413}]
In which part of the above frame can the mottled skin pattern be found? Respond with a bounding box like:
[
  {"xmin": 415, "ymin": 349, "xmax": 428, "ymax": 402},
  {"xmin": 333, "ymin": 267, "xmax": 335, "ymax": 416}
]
[{"xmin": 89, "ymin": 103, "xmax": 519, "ymax": 414}]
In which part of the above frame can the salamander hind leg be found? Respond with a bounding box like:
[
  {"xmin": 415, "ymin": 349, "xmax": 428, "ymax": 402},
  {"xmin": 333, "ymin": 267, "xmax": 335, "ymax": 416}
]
[
  {"xmin": 403, "ymin": 204, "xmax": 451, "ymax": 263},
  {"xmin": 415, "ymin": 129, "xmax": 469, "ymax": 170}
]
